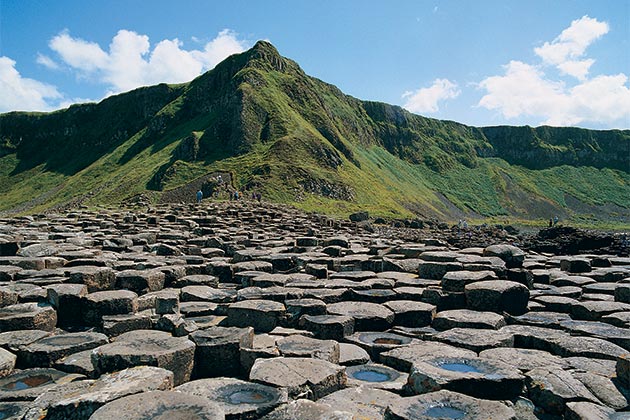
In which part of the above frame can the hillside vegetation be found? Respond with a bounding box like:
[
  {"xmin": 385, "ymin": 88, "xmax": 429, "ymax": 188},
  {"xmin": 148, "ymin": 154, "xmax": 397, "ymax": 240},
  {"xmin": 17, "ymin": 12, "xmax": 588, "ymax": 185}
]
[{"xmin": 1, "ymin": 41, "xmax": 629, "ymax": 226}]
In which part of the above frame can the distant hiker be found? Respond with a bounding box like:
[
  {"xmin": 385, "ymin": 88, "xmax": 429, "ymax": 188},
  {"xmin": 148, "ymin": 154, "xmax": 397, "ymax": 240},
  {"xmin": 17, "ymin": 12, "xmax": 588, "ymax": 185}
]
[
  {"xmin": 553, "ymin": 216, "xmax": 559, "ymax": 226},
  {"xmin": 549, "ymin": 218, "xmax": 553, "ymax": 227},
  {"xmin": 256, "ymin": 192, "xmax": 262, "ymax": 203},
  {"xmin": 251, "ymin": 192, "xmax": 256, "ymax": 200},
  {"xmin": 196, "ymin": 190, "xmax": 203, "ymax": 203},
  {"xmin": 234, "ymin": 191, "xmax": 239, "ymax": 200}
]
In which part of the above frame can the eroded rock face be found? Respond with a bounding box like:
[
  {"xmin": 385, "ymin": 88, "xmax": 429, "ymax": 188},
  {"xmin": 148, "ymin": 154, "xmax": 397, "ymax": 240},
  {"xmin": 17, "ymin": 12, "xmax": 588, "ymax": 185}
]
[{"xmin": 0, "ymin": 202, "xmax": 628, "ymax": 418}]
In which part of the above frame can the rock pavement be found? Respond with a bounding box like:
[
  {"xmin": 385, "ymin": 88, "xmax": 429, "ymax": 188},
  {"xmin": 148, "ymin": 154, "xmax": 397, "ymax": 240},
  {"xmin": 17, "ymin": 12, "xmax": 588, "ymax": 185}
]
[{"xmin": 0, "ymin": 201, "xmax": 628, "ymax": 419}]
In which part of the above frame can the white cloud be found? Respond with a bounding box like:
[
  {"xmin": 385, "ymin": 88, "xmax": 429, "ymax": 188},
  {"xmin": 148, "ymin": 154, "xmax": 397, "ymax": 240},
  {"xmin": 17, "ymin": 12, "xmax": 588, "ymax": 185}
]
[
  {"xmin": 36, "ymin": 53, "xmax": 60, "ymax": 70},
  {"xmin": 48, "ymin": 28, "xmax": 250, "ymax": 94},
  {"xmin": 478, "ymin": 16, "xmax": 630, "ymax": 127},
  {"xmin": 534, "ymin": 15, "xmax": 608, "ymax": 80},
  {"xmin": 478, "ymin": 61, "xmax": 630, "ymax": 126},
  {"xmin": 49, "ymin": 30, "xmax": 109, "ymax": 72},
  {"xmin": 0, "ymin": 56, "xmax": 62, "ymax": 112},
  {"xmin": 402, "ymin": 78, "xmax": 460, "ymax": 114}
]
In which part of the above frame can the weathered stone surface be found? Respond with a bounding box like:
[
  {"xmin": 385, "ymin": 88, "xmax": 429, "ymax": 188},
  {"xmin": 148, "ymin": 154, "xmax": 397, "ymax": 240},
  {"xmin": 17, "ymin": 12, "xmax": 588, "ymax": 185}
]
[
  {"xmin": 418, "ymin": 261, "xmax": 463, "ymax": 280},
  {"xmin": 0, "ymin": 330, "xmax": 51, "ymax": 353},
  {"xmin": 17, "ymin": 331, "xmax": 108, "ymax": 368},
  {"xmin": 465, "ymin": 280, "xmax": 530, "ymax": 315},
  {"xmin": 277, "ymin": 334, "xmax": 339, "ymax": 364},
  {"xmin": 88, "ymin": 390, "xmax": 224, "ymax": 419},
  {"xmin": 327, "ymin": 301, "xmax": 394, "ymax": 331},
  {"xmin": 249, "ymin": 357, "xmax": 346, "ymax": 400},
  {"xmin": 227, "ymin": 299, "xmax": 286, "ymax": 332},
  {"xmin": 384, "ymin": 300, "xmax": 436, "ymax": 327},
  {"xmin": 571, "ymin": 300, "xmax": 630, "ymax": 321},
  {"xmin": 318, "ymin": 387, "xmax": 403, "ymax": 418},
  {"xmin": 0, "ymin": 368, "xmax": 79, "ymax": 401},
  {"xmin": 189, "ymin": 326, "xmax": 254, "ymax": 378},
  {"xmin": 345, "ymin": 331, "xmax": 415, "ymax": 359},
  {"xmin": 433, "ymin": 309, "xmax": 506, "ymax": 330},
  {"xmin": 175, "ymin": 377, "xmax": 288, "ymax": 419},
  {"xmin": 615, "ymin": 283, "xmax": 630, "ymax": 303},
  {"xmin": 65, "ymin": 266, "xmax": 115, "ymax": 292},
  {"xmin": 82, "ymin": 290, "xmax": 138, "ymax": 326},
  {"xmin": 433, "ymin": 327, "xmax": 514, "ymax": 353},
  {"xmin": 299, "ymin": 314, "xmax": 354, "ymax": 340},
  {"xmin": 617, "ymin": 355, "xmax": 630, "ymax": 387},
  {"xmin": 479, "ymin": 347, "xmax": 568, "ymax": 372},
  {"xmin": 441, "ymin": 270, "xmax": 498, "ymax": 292},
  {"xmin": 115, "ymin": 269, "xmax": 165, "ymax": 294},
  {"xmin": 0, "ymin": 303, "xmax": 57, "ymax": 332},
  {"xmin": 338, "ymin": 343, "xmax": 370, "ymax": 366},
  {"xmin": 91, "ymin": 330, "xmax": 195, "ymax": 385},
  {"xmin": 46, "ymin": 283, "xmax": 88, "ymax": 328},
  {"xmin": 101, "ymin": 313, "xmax": 153, "ymax": 337},
  {"xmin": 525, "ymin": 367, "xmax": 599, "ymax": 415},
  {"xmin": 53, "ymin": 349, "xmax": 97, "ymax": 377},
  {"xmin": 0, "ymin": 287, "xmax": 18, "ymax": 308},
  {"xmin": 565, "ymin": 401, "xmax": 618, "ymax": 420},
  {"xmin": 0, "ymin": 401, "xmax": 30, "ymax": 420},
  {"xmin": 24, "ymin": 366, "xmax": 173, "ymax": 420},
  {"xmin": 0, "ymin": 348, "xmax": 16, "ymax": 378},
  {"xmin": 260, "ymin": 398, "xmax": 353, "ymax": 420},
  {"xmin": 573, "ymin": 371, "xmax": 629, "ymax": 410},
  {"xmin": 408, "ymin": 355, "xmax": 524, "ymax": 400},
  {"xmin": 384, "ymin": 389, "xmax": 517, "ymax": 420},
  {"xmin": 483, "ymin": 244, "xmax": 525, "ymax": 268},
  {"xmin": 380, "ymin": 341, "xmax": 476, "ymax": 372}
]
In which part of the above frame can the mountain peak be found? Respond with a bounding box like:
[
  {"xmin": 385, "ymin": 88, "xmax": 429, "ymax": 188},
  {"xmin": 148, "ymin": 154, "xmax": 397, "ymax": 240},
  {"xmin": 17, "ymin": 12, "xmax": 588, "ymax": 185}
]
[{"xmin": 245, "ymin": 40, "xmax": 287, "ymax": 72}]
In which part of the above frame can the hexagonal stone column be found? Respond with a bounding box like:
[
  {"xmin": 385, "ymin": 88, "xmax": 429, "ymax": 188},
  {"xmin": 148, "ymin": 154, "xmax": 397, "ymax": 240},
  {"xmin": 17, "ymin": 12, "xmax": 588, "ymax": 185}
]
[
  {"xmin": 176, "ymin": 377, "xmax": 288, "ymax": 419},
  {"xmin": 227, "ymin": 300, "xmax": 286, "ymax": 332},
  {"xmin": 465, "ymin": 280, "xmax": 529, "ymax": 315},
  {"xmin": 24, "ymin": 366, "xmax": 173, "ymax": 419},
  {"xmin": 384, "ymin": 389, "xmax": 517, "ymax": 420},
  {"xmin": 81, "ymin": 290, "xmax": 138, "ymax": 326},
  {"xmin": 17, "ymin": 331, "xmax": 108, "ymax": 368},
  {"xmin": 326, "ymin": 301, "xmax": 394, "ymax": 331},
  {"xmin": 189, "ymin": 326, "xmax": 253, "ymax": 378},
  {"xmin": 408, "ymin": 355, "xmax": 524, "ymax": 400},
  {"xmin": 249, "ymin": 357, "xmax": 346, "ymax": 400},
  {"xmin": 91, "ymin": 330, "xmax": 195, "ymax": 386},
  {"xmin": 0, "ymin": 303, "xmax": 57, "ymax": 332},
  {"xmin": 88, "ymin": 390, "xmax": 224, "ymax": 420}
]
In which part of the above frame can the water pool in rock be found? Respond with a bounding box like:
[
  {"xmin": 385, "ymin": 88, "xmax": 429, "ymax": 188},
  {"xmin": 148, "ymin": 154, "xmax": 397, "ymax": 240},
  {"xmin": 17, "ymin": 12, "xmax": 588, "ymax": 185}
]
[
  {"xmin": 227, "ymin": 389, "xmax": 274, "ymax": 405},
  {"xmin": 424, "ymin": 405, "xmax": 466, "ymax": 419},
  {"xmin": 1, "ymin": 375, "xmax": 52, "ymax": 391},
  {"xmin": 351, "ymin": 370, "xmax": 391, "ymax": 382},
  {"xmin": 438, "ymin": 362, "xmax": 482, "ymax": 374}
]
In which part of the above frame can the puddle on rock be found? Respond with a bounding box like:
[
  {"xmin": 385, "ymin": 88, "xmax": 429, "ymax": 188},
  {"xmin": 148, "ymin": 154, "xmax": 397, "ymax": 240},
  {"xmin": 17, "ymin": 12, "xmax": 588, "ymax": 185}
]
[
  {"xmin": 438, "ymin": 362, "xmax": 482, "ymax": 374},
  {"xmin": 425, "ymin": 405, "xmax": 466, "ymax": 419},
  {"xmin": 228, "ymin": 389, "xmax": 274, "ymax": 405},
  {"xmin": 352, "ymin": 369, "xmax": 391, "ymax": 382},
  {"xmin": 373, "ymin": 338, "xmax": 403, "ymax": 345},
  {"xmin": 2, "ymin": 375, "xmax": 53, "ymax": 391}
]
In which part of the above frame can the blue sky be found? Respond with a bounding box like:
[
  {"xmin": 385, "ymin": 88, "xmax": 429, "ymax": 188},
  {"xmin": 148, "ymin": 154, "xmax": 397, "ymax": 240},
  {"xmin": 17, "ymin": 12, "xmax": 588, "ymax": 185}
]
[{"xmin": 1, "ymin": 0, "xmax": 628, "ymax": 129}]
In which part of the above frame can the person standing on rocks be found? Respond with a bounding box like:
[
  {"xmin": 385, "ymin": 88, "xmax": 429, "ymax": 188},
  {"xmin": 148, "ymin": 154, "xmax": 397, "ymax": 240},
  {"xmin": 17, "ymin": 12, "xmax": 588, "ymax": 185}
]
[{"xmin": 196, "ymin": 190, "xmax": 203, "ymax": 203}]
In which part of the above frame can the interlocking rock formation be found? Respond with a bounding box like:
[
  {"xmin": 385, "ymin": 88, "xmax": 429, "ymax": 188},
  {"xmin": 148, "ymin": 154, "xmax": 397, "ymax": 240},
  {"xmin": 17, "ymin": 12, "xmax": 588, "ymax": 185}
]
[{"xmin": 0, "ymin": 201, "xmax": 628, "ymax": 419}]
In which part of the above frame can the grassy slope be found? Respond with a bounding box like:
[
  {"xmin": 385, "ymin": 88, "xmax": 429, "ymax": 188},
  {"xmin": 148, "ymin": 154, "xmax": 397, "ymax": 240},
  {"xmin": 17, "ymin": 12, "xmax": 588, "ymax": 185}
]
[{"xmin": 0, "ymin": 42, "xmax": 628, "ymax": 227}]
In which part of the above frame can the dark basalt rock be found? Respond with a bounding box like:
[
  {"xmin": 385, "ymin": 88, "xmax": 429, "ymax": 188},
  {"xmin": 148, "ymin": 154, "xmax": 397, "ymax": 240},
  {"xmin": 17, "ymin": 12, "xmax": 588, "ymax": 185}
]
[
  {"xmin": 175, "ymin": 377, "xmax": 288, "ymax": 419},
  {"xmin": 384, "ymin": 389, "xmax": 517, "ymax": 420},
  {"xmin": 0, "ymin": 203, "xmax": 628, "ymax": 418},
  {"xmin": 88, "ymin": 390, "xmax": 224, "ymax": 420}
]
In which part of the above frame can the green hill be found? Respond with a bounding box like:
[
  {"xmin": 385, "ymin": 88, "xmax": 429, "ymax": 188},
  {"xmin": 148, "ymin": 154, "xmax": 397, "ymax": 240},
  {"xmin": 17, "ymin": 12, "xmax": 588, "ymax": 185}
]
[{"xmin": 1, "ymin": 41, "xmax": 629, "ymax": 226}]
